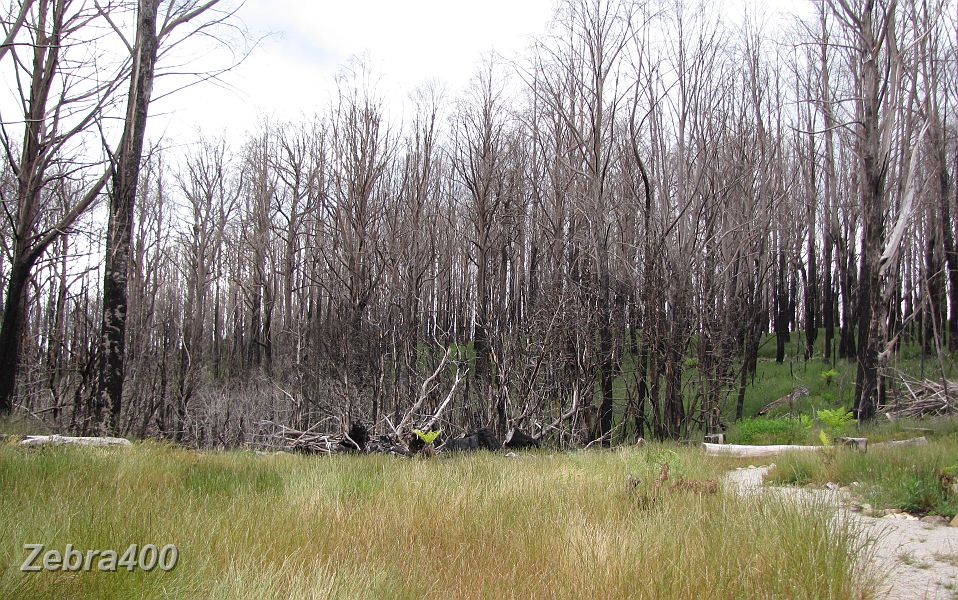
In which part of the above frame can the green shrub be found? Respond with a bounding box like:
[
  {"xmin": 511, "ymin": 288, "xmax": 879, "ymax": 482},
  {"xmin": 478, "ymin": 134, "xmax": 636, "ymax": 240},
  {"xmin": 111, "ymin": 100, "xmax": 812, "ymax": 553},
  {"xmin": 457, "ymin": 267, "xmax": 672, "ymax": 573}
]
[
  {"xmin": 893, "ymin": 475, "xmax": 946, "ymax": 514},
  {"xmin": 726, "ymin": 417, "xmax": 810, "ymax": 445},
  {"xmin": 816, "ymin": 408, "xmax": 856, "ymax": 445},
  {"xmin": 820, "ymin": 369, "xmax": 840, "ymax": 386},
  {"xmin": 817, "ymin": 408, "xmax": 855, "ymax": 433}
]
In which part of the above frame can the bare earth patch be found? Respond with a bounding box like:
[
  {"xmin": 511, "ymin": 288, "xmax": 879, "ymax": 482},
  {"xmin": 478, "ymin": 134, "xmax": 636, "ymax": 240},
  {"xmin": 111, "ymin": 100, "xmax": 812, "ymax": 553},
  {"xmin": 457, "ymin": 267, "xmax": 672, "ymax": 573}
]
[{"xmin": 726, "ymin": 466, "xmax": 958, "ymax": 600}]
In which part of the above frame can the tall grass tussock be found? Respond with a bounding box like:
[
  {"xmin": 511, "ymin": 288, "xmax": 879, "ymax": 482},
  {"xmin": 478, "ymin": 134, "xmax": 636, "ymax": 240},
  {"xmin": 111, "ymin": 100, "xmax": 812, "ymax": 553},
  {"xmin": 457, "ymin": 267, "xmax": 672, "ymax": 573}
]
[
  {"xmin": 0, "ymin": 442, "xmax": 878, "ymax": 599},
  {"xmin": 766, "ymin": 436, "xmax": 958, "ymax": 518}
]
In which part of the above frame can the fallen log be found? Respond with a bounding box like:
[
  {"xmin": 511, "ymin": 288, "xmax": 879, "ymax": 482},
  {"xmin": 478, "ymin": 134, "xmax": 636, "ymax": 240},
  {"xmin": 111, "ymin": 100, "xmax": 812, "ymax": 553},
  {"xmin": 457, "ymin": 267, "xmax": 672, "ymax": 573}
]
[
  {"xmin": 704, "ymin": 436, "xmax": 929, "ymax": 457},
  {"xmin": 703, "ymin": 443, "xmax": 822, "ymax": 458},
  {"xmin": 871, "ymin": 436, "xmax": 928, "ymax": 449},
  {"xmin": 19, "ymin": 435, "xmax": 132, "ymax": 448},
  {"xmin": 504, "ymin": 428, "xmax": 540, "ymax": 450},
  {"xmin": 757, "ymin": 386, "xmax": 810, "ymax": 416},
  {"xmin": 441, "ymin": 428, "xmax": 500, "ymax": 452}
]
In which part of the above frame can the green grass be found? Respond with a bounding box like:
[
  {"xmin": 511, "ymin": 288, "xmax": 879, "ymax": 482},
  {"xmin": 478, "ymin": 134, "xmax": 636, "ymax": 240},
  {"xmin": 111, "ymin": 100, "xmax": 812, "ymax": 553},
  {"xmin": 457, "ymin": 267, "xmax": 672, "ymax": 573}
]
[
  {"xmin": 725, "ymin": 411, "xmax": 958, "ymax": 447},
  {"xmin": 765, "ymin": 435, "xmax": 958, "ymax": 518},
  {"xmin": 0, "ymin": 442, "xmax": 879, "ymax": 599},
  {"xmin": 853, "ymin": 415, "xmax": 958, "ymax": 442},
  {"xmin": 742, "ymin": 330, "xmax": 958, "ymax": 418},
  {"xmin": 726, "ymin": 416, "xmax": 812, "ymax": 445},
  {"xmin": 595, "ymin": 328, "xmax": 958, "ymax": 437},
  {"xmin": 344, "ymin": 330, "xmax": 955, "ymax": 444}
]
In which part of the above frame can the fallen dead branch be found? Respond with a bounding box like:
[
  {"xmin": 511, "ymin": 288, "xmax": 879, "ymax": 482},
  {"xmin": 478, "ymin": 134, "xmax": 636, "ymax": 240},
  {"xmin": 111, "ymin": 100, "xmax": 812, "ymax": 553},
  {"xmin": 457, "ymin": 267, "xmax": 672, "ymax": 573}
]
[
  {"xmin": 254, "ymin": 419, "xmax": 412, "ymax": 456},
  {"xmin": 255, "ymin": 420, "xmax": 338, "ymax": 454},
  {"xmin": 881, "ymin": 377, "xmax": 955, "ymax": 420},
  {"xmin": 395, "ymin": 346, "xmax": 454, "ymax": 437}
]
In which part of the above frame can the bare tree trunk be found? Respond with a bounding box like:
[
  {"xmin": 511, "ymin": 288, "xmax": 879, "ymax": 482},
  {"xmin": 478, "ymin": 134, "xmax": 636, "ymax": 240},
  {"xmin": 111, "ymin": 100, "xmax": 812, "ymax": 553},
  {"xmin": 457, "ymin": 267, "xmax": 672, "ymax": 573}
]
[
  {"xmin": 95, "ymin": 0, "xmax": 161, "ymax": 433},
  {"xmin": 0, "ymin": 258, "xmax": 31, "ymax": 413},
  {"xmin": 775, "ymin": 249, "xmax": 788, "ymax": 363},
  {"xmin": 839, "ymin": 0, "xmax": 899, "ymax": 421}
]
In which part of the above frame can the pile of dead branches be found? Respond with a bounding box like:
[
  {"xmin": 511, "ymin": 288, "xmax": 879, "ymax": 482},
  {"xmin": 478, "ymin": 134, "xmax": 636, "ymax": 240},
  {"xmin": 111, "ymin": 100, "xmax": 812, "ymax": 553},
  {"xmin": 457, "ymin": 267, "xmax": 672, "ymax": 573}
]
[
  {"xmin": 255, "ymin": 420, "xmax": 341, "ymax": 453},
  {"xmin": 254, "ymin": 419, "xmax": 413, "ymax": 455},
  {"xmin": 882, "ymin": 377, "xmax": 956, "ymax": 420}
]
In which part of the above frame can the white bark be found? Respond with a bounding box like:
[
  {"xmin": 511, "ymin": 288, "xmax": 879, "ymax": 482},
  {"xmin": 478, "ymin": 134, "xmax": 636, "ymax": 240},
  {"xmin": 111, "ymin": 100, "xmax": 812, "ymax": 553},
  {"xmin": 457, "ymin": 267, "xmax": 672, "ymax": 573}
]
[
  {"xmin": 703, "ymin": 443, "xmax": 822, "ymax": 457},
  {"xmin": 19, "ymin": 435, "xmax": 132, "ymax": 448}
]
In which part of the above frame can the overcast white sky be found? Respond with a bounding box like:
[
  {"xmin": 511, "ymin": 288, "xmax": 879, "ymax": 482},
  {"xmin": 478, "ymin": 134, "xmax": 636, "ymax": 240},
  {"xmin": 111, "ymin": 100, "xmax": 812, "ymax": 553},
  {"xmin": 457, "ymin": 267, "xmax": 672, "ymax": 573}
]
[
  {"xmin": 149, "ymin": 0, "xmax": 556, "ymax": 144},
  {"xmin": 148, "ymin": 0, "xmax": 808, "ymax": 147}
]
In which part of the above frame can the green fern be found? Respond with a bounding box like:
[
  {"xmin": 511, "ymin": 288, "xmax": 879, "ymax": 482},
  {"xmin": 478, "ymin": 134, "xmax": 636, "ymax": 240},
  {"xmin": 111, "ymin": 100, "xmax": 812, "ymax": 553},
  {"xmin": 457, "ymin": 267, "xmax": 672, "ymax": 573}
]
[
  {"xmin": 820, "ymin": 369, "xmax": 840, "ymax": 386},
  {"xmin": 414, "ymin": 429, "xmax": 441, "ymax": 446},
  {"xmin": 817, "ymin": 408, "xmax": 856, "ymax": 435}
]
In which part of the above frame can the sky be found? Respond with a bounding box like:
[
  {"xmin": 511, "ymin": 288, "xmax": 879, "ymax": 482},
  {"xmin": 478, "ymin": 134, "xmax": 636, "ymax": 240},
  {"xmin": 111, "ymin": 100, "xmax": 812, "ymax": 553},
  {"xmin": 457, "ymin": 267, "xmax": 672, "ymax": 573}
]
[
  {"xmin": 149, "ymin": 0, "xmax": 558, "ymax": 145},
  {"xmin": 147, "ymin": 0, "xmax": 810, "ymax": 147}
]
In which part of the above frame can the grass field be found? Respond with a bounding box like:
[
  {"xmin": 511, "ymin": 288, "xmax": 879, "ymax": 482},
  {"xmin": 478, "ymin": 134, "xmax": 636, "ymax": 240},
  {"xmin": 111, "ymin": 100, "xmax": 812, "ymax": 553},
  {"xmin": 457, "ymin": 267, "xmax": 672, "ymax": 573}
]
[
  {"xmin": 1, "ymin": 332, "xmax": 952, "ymax": 598},
  {"xmin": 0, "ymin": 442, "xmax": 879, "ymax": 599},
  {"xmin": 766, "ymin": 434, "xmax": 958, "ymax": 518}
]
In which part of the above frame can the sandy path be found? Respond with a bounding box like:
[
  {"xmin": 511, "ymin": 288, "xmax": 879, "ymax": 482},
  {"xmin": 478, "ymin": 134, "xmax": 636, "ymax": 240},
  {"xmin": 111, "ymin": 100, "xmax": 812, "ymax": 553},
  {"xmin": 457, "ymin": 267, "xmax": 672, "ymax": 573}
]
[{"xmin": 725, "ymin": 466, "xmax": 958, "ymax": 600}]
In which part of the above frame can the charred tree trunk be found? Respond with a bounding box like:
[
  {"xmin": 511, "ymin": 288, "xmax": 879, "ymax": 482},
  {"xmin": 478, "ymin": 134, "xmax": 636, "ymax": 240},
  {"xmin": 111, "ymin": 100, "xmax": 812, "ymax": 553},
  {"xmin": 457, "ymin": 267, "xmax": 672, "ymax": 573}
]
[
  {"xmin": 851, "ymin": 2, "xmax": 894, "ymax": 422},
  {"xmin": 597, "ymin": 263, "xmax": 614, "ymax": 446},
  {"xmin": 95, "ymin": 0, "xmax": 161, "ymax": 432},
  {"xmin": 775, "ymin": 250, "xmax": 788, "ymax": 363},
  {"xmin": 0, "ymin": 258, "xmax": 32, "ymax": 414},
  {"xmin": 823, "ymin": 243, "xmax": 835, "ymax": 361},
  {"xmin": 804, "ymin": 150, "xmax": 818, "ymax": 359}
]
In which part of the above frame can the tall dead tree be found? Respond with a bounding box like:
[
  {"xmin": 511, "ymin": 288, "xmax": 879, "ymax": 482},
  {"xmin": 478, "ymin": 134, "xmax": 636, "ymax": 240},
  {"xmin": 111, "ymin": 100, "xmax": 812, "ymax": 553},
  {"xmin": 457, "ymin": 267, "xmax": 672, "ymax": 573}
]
[
  {"xmin": 826, "ymin": 0, "xmax": 903, "ymax": 420},
  {"xmin": 531, "ymin": 0, "xmax": 636, "ymax": 443},
  {"xmin": 0, "ymin": 0, "xmax": 121, "ymax": 414},
  {"xmin": 96, "ymin": 0, "xmax": 162, "ymax": 432},
  {"xmin": 95, "ymin": 0, "xmax": 233, "ymax": 433},
  {"xmin": 453, "ymin": 61, "xmax": 510, "ymax": 432}
]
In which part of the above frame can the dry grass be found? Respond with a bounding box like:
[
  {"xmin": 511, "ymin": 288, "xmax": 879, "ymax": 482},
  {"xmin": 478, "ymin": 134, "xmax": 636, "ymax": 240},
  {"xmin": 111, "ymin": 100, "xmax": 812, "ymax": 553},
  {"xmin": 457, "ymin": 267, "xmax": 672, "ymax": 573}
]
[
  {"xmin": 0, "ymin": 442, "xmax": 879, "ymax": 599},
  {"xmin": 934, "ymin": 552, "xmax": 958, "ymax": 568},
  {"xmin": 765, "ymin": 437, "xmax": 958, "ymax": 517}
]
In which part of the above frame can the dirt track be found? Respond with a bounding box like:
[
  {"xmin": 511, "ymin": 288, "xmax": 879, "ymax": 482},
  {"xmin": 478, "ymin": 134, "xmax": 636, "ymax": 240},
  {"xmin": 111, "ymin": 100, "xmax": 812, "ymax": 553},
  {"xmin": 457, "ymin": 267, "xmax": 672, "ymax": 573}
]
[{"xmin": 726, "ymin": 466, "xmax": 958, "ymax": 600}]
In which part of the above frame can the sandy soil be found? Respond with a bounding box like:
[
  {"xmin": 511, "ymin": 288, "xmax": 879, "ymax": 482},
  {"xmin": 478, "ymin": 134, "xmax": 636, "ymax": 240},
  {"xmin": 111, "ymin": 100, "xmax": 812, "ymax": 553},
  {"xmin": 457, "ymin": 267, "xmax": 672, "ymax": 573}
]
[{"xmin": 725, "ymin": 466, "xmax": 958, "ymax": 600}]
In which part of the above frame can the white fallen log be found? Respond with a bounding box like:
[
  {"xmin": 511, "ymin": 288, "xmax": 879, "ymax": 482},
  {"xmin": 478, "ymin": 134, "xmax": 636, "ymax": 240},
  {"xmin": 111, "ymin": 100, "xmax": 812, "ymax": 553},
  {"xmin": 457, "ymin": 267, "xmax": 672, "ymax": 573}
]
[
  {"xmin": 18, "ymin": 435, "xmax": 132, "ymax": 448},
  {"xmin": 871, "ymin": 436, "xmax": 928, "ymax": 449},
  {"xmin": 703, "ymin": 443, "xmax": 822, "ymax": 458},
  {"xmin": 704, "ymin": 436, "xmax": 928, "ymax": 457}
]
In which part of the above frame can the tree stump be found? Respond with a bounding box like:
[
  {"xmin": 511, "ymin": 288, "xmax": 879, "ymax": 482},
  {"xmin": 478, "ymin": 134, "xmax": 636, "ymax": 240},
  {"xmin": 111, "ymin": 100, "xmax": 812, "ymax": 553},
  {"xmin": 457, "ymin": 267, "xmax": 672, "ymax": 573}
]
[{"xmin": 834, "ymin": 437, "xmax": 867, "ymax": 451}]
